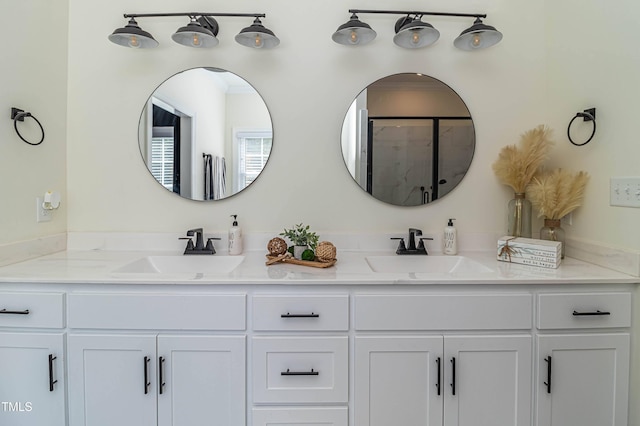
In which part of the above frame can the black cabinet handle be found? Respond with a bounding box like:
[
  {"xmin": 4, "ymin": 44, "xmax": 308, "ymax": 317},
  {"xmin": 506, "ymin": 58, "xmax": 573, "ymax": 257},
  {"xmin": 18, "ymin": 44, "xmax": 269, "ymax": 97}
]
[
  {"xmin": 143, "ymin": 356, "xmax": 151, "ymax": 395},
  {"xmin": 543, "ymin": 356, "xmax": 552, "ymax": 394},
  {"xmin": 0, "ymin": 309, "xmax": 29, "ymax": 315},
  {"xmin": 436, "ymin": 357, "xmax": 441, "ymax": 396},
  {"xmin": 281, "ymin": 312, "xmax": 320, "ymax": 318},
  {"xmin": 572, "ymin": 310, "xmax": 611, "ymax": 316},
  {"xmin": 281, "ymin": 368, "xmax": 319, "ymax": 376},
  {"xmin": 450, "ymin": 357, "xmax": 456, "ymax": 396},
  {"xmin": 48, "ymin": 354, "xmax": 58, "ymax": 392},
  {"xmin": 158, "ymin": 357, "xmax": 165, "ymax": 395}
]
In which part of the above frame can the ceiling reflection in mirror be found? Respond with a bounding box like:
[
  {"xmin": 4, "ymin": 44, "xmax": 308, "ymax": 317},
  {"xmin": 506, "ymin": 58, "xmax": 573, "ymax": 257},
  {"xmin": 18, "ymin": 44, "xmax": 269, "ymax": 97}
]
[
  {"xmin": 341, "ymin": 73, "xmax": 475, "ymax": 206},
  {"xmin": 138, "ymin": 67, "xmax": 273, "ymax": 201}
]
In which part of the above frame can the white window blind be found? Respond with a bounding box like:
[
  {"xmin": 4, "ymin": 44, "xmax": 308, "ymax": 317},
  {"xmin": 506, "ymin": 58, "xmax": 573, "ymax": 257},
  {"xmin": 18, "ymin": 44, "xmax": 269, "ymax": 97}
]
[
  {"xmin": 236, "ymin": 131, "xmax": 272, "ymax": 190},
  {"xmin": 150, "ymin": 136, "xmax": 174, "ymax": 189}
]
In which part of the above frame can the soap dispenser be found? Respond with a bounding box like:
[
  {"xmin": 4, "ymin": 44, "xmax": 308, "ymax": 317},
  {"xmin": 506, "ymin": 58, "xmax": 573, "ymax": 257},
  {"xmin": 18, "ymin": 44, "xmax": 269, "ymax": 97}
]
[
  {"xmin": 228, "ymin": 215, "xmax": 243, "ymax": 255},
  {"xmin": 444, "ymin": 218, "xmax": 457, "ymax": 255}
]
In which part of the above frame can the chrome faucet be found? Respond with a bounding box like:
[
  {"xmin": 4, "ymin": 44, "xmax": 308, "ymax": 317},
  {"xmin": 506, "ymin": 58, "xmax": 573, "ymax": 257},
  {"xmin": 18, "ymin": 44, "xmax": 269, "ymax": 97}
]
[
  {"xmin": 391, "ymin": 228, "xmax": 433, "ymax": 255},
  {"xmin": 180, "ymin": 228, "xmax": 219, "ymax": 255}
]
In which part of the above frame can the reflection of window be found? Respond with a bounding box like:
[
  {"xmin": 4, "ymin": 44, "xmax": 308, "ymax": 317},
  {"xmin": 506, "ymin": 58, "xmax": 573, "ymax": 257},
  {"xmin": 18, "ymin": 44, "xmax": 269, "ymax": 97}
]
[
  {"xmin": 151, "ymin": 127, "xmax": 174, "ymax": 189},
  {"xmin": 235, "ymin": 131, "xmax": 272, "ymax": 190}
]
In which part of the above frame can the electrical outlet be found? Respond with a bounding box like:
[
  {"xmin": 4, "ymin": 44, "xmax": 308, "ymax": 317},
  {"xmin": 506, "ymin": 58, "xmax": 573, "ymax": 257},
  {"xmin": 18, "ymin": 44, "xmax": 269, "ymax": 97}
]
[
  {"xmin": 610, "ymin": 177, "xmax": 640, "ymax": 208},
  {"xmin": 561, "ymin": 212, "xmax": 572, "ymax": 226},
  {"xmin": 36, "ymin": 197, "xmax": 52, "ymax": 222}
]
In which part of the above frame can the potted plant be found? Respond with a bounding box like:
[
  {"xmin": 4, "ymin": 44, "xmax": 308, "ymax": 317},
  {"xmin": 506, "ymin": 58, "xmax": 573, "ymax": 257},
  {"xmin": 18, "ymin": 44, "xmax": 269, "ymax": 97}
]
[{"xmin": 280, "ymin": 223, "xmax": 319, "ymax": 260}]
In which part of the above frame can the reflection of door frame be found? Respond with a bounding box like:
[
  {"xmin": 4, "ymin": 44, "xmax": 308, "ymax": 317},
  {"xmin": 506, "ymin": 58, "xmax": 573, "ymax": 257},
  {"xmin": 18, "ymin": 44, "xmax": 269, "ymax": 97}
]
[
  {"xmin": 148, "ymin": 96, "xmax": 196, "ymax": 198},
  {"xmin": 368, "ymin": 116, "xmax": 472, "ymax": 203}
]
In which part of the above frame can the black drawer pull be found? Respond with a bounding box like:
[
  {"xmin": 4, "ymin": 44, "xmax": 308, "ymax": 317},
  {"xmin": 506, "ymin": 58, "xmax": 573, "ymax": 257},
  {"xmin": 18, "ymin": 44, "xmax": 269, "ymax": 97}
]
[
  {"xmin": 0, "ymin": 309, "xmax": 30, "ymax": 315},
  {"xmin": 543, "ymin": 356, "xmax": 552, "ymax": 394},
  {"xmin": 48, "ymin": 354, "xmax": 58, "ymax": 392},
  {"xmin": 143, "ymin": 356, "xmax": 151, "ymax": 395},
  {"xmin": 281, "ymin": 312, "xmax": 320, "ymax": 318},
  {"xmin": 435, "ymin": 357, "xmax": 441, "ymax": 396},
  {"xmin": 281, "ymin": 368, "xmax": 319, "ymax": 376},
  {"xmin": 450, "ymin": 357, "xmax": 456, "ymax": 396},
  {"xmin": 572, "ymin": 310, "xmax": 611, "ymax": 316},
  {"xmin": 158, "ymin": 357, "xmax": 165, "ymax": 395}
]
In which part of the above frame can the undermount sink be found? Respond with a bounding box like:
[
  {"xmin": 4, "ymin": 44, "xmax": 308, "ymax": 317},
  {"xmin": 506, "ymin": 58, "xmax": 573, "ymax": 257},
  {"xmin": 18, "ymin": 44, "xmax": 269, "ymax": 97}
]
[
  {"xmin": 365, "ymin": 255, "xmax": 493, "ymax": 274},
  {"xmin": 112, "ymin": 255, "xmax": 245, "ymax": 275}
]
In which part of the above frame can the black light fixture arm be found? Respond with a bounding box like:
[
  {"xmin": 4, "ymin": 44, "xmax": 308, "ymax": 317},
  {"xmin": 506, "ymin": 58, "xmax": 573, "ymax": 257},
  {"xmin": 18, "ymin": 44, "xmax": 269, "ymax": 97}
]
[
  {"xmin": 348, "ymin": 9, "xmax": 487, "ymax": 19},
  {"xmin": 123, "ymin": 12, "xmax": 266, "ymax": 19}
]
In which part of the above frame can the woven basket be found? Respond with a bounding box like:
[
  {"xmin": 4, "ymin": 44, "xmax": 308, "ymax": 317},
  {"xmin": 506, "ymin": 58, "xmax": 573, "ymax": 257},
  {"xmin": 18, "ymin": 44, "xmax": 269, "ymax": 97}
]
[{"xmin": 316, "ymin": 241, "xmax": 336, "ymax": 262}]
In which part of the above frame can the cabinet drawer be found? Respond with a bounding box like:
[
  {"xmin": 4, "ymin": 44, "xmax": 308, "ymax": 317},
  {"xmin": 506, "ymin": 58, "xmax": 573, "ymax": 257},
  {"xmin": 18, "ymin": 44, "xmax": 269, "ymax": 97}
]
[
  {"xmin": 0, "ymin": 292, "xmax": 64, "ymax": 328},
  {"xmin": 252, "ymin": 336, "xmax": 348, "ymax": 403},
  {"xmin": 355, "ymin": 293, "xmax": 532, "ymax": 330},
  {"xmin": 68, "ymin": 293, "xmax": 245, "ymax": 330},
  {"xmin": 252, "ymin": 407, "xmax": 348, "ymax": 426},
  {"xmin": 252, "ymin": 295, "xmax": 348, "ymax": 331},
  {"xmin": 537, "ymin": 292, "xmax": 631, "ymax": 329}
]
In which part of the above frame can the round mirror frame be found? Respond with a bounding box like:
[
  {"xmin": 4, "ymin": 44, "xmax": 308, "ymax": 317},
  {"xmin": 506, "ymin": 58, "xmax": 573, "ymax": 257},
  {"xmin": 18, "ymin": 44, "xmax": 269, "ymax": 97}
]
[
  {"xmin": 340, "ymin": 73, "xmax": 476, "ymax": 207},
  {"xmin": 138, "ymin": 67, "xmax": 274, "ymax": 201}
]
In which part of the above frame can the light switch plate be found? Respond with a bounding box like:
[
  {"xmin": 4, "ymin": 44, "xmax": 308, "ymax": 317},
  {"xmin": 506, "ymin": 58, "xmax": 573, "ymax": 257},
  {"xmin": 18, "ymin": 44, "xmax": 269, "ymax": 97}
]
[{"xmin": 610, "ymin": 177, "xmax": 640, "ymax": 207}]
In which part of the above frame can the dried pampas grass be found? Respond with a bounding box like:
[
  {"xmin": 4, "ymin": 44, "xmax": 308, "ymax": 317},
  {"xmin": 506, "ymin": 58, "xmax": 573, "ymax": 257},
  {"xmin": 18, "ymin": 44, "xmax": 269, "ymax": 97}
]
[
  {"xmin": 492, "ymin": 125, "xmax": 555, "ymax": 193},
  {"xmin": 528, "ymin": 170, "xmax": 590, "ymax": 219}
]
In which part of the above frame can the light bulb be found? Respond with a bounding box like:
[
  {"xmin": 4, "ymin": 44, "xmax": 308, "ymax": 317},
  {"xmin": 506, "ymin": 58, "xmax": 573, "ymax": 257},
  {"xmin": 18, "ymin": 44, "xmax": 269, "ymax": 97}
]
[
  {"xmin": 349, "ymin": 30, "xmax": 358, "ymax": 44},
  {"xmin": 411, "ymin": 31, "xmax": 420, "ymax": 46},
  {"xmin": 254, "ymin": 34, "xmax": 263, "ymax": 48},
  {"xmin": 471, "ymin": 33, "xmax": 482, "ymax": 48},
  {"xmin": 128, "ymin": 35, "xmax": 140, "ymax": 48},
  {"xmin": 192, "ymin": 33, "xmax": 201, "ymax": 47}
]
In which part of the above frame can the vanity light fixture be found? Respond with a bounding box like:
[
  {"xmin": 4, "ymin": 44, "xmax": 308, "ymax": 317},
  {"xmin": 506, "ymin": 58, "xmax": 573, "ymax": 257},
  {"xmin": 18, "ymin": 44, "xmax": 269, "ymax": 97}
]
[
  {"xmin": 109, "ymin": 12, "xmax": 279, "ymax": 49},
  {"xmin": 333, "ymin": 9, "xmax": 502, "ymax": 50}
]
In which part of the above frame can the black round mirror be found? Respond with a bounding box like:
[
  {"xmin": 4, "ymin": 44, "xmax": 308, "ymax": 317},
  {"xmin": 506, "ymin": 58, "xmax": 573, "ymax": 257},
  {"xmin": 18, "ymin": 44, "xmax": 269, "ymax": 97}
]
[
  {"xmin": 340, "ymin": 73, "xmax": 475, "ymax": 206},
  {"xmin": 138, "ymin": 67, "xmax": 273, "ymax": 201}
]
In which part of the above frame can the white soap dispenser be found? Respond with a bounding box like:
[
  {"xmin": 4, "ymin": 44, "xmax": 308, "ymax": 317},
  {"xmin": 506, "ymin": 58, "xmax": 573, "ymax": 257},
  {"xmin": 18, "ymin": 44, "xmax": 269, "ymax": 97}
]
[
  {"xmin": 444, "ymin": 218, "xmax": 458, "ymax": 255},
  {"xmin": 228, "ymin": 215, "xmax": 243, "ymax": 255}
]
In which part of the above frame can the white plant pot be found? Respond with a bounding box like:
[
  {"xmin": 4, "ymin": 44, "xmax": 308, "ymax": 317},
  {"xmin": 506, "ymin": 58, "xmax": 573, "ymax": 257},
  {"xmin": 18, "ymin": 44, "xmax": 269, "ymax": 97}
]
[{"xmin": 293, "ymin": 245, "xmax": 308, "ymax": 260}]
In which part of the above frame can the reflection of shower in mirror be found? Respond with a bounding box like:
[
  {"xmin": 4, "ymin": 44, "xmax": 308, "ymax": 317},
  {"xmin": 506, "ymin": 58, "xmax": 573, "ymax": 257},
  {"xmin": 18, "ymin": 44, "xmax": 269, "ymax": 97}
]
[{"xmin": 340, "ymin": 73, "xmax": 475, "ymax": 207}]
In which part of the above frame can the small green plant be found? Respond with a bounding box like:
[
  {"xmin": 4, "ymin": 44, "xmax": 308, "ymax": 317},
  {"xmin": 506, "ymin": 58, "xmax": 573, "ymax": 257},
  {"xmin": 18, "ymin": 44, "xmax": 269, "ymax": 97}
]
[{"xmin": 280, "ymin": 223, "xmax": 319, "ymax": 250}]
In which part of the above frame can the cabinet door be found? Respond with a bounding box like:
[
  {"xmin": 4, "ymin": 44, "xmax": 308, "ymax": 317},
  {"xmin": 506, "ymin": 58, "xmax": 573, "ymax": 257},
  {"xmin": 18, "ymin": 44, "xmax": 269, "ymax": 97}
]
[
  {"xmin": 355, "ymin": 336, "xmax": 444, "ymax": 426},
  {"xmin": 0, "ymin": 332, "xmax": 65, "ymax": 426},
  {"xmin": 444, "ymin": 335, "xmax": 532, "ymax": 426},
  {"xmin": 157, "ymin": 335, "xmax": 245, "ymax": 426},
  {"xmin": 68, "ymin": 334, "xmax": 157, "ymax": 426},
  {"xmin": 536, "ymin": 333, "xmax": 630, "ymax": 426}
]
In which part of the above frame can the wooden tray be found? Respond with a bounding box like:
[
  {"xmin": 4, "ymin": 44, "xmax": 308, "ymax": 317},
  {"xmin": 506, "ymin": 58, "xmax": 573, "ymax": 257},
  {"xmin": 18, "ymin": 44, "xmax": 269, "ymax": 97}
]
[{"xmin": 265, "ymin": 255, "xmax": 337, "ymax": 268}]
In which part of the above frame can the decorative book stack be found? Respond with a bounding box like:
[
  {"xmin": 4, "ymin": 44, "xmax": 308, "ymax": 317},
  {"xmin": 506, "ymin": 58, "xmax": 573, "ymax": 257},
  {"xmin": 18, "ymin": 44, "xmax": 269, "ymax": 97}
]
[{"xmin": 497, "ymin": 236, "xmax": 562, "ymax": 269}]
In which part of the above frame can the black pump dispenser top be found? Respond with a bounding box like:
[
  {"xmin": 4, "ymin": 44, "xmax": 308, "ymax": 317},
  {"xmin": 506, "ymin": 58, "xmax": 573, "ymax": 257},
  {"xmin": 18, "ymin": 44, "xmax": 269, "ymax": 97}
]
[
  {"xmin": 447, "ymin": 218, "xmax": 456, "ymax": 226},
  {"xmin": 231, "ymin": 214, "xmax": 238, "ymax": 226}
]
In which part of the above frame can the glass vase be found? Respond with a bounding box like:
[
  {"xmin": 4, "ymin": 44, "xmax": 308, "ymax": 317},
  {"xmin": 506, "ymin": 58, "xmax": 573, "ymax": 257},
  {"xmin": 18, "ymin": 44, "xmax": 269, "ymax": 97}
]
[
  {"xmin": 540, "ymin": 218, "xmax": 565, "ymax": 259},
  {"xmin": 507, "ymin": 193, "xmax": 532, "ymax": 238}
]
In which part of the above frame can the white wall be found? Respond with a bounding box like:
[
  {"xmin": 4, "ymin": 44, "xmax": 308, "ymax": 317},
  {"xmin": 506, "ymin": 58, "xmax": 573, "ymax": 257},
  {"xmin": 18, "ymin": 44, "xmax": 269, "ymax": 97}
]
[
  {"xmin": 0, "ymin": 0, "xmax": 68, "ymax": 245},
  {"xmin": 543, "ymin": 0, "xmax": 640, "ymax": 422},
  {"xmin": 66, "ymin": 0, "xmax": 547, "ymax": 235}
]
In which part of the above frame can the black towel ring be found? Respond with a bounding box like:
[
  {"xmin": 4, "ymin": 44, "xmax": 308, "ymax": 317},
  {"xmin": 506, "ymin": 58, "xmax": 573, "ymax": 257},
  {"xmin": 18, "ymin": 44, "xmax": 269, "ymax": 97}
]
[
  {"xmin": 567, "ymin": 107, "xmax": 596, "ymax": 146},
  {"xmin": 11, "ymin": 107, "xmax": 45, "ymax": 146}
]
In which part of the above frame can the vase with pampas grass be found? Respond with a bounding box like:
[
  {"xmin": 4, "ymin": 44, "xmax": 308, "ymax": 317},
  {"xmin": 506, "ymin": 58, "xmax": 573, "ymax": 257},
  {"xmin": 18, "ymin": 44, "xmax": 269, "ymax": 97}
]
[
  {"xmin": 528, "ymin": 169, "xmax": 590, "ymax": 258},
  {"xmin": 492, "ymin": 125, "xmax": 555, "ymax": 237}
]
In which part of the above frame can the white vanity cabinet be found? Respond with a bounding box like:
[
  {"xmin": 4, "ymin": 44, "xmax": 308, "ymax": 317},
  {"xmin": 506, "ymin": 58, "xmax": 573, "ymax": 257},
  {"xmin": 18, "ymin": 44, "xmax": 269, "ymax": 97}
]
[
  {"xmin": 0, "ymin": 292, "xmax": 66, "ymax": 426},
  {"xmin": 535, "ymin": 292, "xmax": 631, "ymax": 426},
  {"xmin": 251, "ymin": 294, "xmax": 350, "ymax": 426},
  {"xmin": 353, "ymin": 293, "xmax": 533, "ymax": 426},
  {"xmin": 67, "ymin": 292, "xmax": 247, "ymax": 426}
]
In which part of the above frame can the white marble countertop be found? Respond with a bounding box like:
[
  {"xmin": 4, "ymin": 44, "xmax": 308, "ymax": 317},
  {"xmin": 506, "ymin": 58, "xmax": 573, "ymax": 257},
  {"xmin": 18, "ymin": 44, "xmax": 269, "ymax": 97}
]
[{"xmin": 0, "ymin": 249, "xmax": 637, "ymax": 286}]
